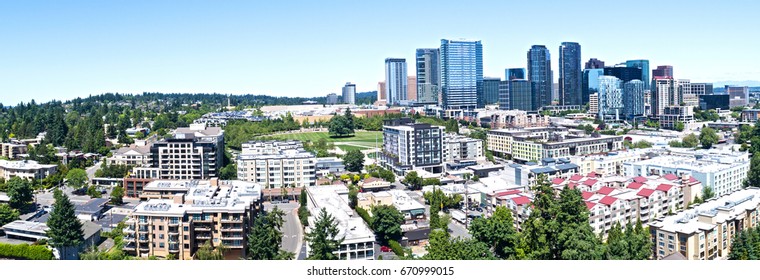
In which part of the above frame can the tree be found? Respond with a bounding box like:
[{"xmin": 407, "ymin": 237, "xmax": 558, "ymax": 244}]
[
  {"xmin": 468, "ymin": 206, "xmax": 518, "ymax": 259},
  {"xmin": 299, "ymin": 189, "xmax": 307, "ymax": 207},
  {"xmin": 7, "ymin": 177, "xmax": 33, "ymax": 210},
  {"xmin": 328, "ymin": 114, "xmax": 354, "ymax": 137},
  {"xmin": 305, "ymin": 208, "xmax": 344, "ymax": 260},
  {"xmin": 0, "ymin": 204, "xmax": 20, "ymax": 226},
  {"xmin": 521, "ymin": 174, "xmax": 559, "ymax": 259},
  {"xmin": 110, "ymin": 185, "xmax": 124, "ymax": 205},
  {"xmin": 343, "ymin": 150, "xmax": 365, "ymax": 173},
  {"xmin": 370, "ymin": 205, "xmax": 404, "ymax": 244},
  {"xmin": 219, "ymin": 163, "xmax": 237, "ymax": 180},
  {"xmin": 422, "ymin": 229, "xmax": 494, "ymax": 260},
  {"xmin": 402, "ymin": 171, "xmax": 423, "ymax": 190},
  {"xmin": 682, "ymin": 133, "xmax": 699, "ymax": 148},
  {"xmin": 247, "ymin": 207, "xmax": 293, "ymax": 260},
  {"xmin": 699, "ymin": 127, "xmax": 719, "ymax": 149},
  {"xmin": 604, "ymin": 223, "xmax": 629, "ymax": 260},
  {"xmin": 555, "ymin": 188, "xmax": 603, "ymax": 260},
  {"xmin": 86, "ymin": 185, "xmax": 102, "ymax": 198},
  {"xmin": 422, "ymin": 178, "xmax": 441, "ymax": 186},
  {"xmin": 625, "ymin": 219, "xmax": 653, "ymax": 260},
  {"xmin": 348, "ymin": 186, "xmax": 358, "ymax": 209},
  {"xmin": 702, "ymin": 185, "xmax": 716, "ymax": 201},
  {"xmin": 674, "ymin": 121, "xmax": 685, "ymax": 132},
  {"xmin": 195, "ymin": 240, "xmax": 225, "ymax": 260},
  {"xmin": 46, "ymin": 190, "xmax": 84, "ymax": 259},
  {"xmin": 746, "ymin": 153, "xmax": 760, "ymax": 189},
  {"xmin": 66, "ymin": 168, "xmax": 89, "ymax": 190}
]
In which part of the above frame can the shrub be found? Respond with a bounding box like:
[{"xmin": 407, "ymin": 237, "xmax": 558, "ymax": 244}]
[
  {"xmin": 0, "ymin": 243, "xmax": 55, "ymax": 260},
  {"xmin": 355, "ymin": 207, "xmax": 372, "ymax": 225},
  {"xmin": 388, "ymin": 240, "xmax": 404, "ymax": 257},
  {"xmin": 298, "ymin": 206, "xmax": 309, "ymax": 227}
]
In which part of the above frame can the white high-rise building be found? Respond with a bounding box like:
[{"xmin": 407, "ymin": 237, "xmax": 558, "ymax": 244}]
[
  {"xmin": 236, "ymin": 141, "xmax": 316, "ymax": 188},
  {"xmin": 342, "ymin": 82, "xmax": 356, "ymax": 105},
  {"xmin": 385, "ymin": 58, "xmax": 407, "ymax": 105}
]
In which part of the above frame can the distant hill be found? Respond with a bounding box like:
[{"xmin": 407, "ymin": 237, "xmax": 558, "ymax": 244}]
[
  {"xmin": 355, "ymin": 91, "xmax": 378, "ymax": 105},
  {"xmin": 713, "ymin": 80, "xmax": 760, "ymax": 87}
]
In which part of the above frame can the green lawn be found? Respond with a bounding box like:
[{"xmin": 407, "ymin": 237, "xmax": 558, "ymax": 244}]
[{"xmin": 265, "ymin": 131, "xmax": 382, "ymax": 145}]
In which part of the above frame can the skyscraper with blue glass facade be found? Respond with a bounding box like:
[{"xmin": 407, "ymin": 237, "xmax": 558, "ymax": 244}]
[
  {"xmin": 506, "ymin": 68, "xmax": 526, "ymax": 80},
  {"xmin": 559, "ymin": 42, "xmax": 582, "ymax": 106},
  {"xmin": 623, "ymin": 80, "xmax": 645, "ymax": 119},
  {"xmin": 509, "ymin": 80, "xmax": 532, "ymax": 111},
  {"xmin": 597, "ymin": 76, "xmax": 623, "ymax": 120},
  {"xmin": 625, "ymin": 60, "xmax": 650, "ymax": 89},
  {"xmin": 582, "ymin": 69, "xmax": 604, "ymax": 105},
  {"xmin": 416, "ymin": 48, "xmax": 440, "ymax": 105},
  {"xmin": 481, "ymin": 77, "xmax": 500, "ymax": 107},
  {"xmin": 441, "ymin": 39, "xmax": 483, "ymax": 113},
  {"xmin": 528, "ymin": 45, "xmax": 552, "ymax": 110}
]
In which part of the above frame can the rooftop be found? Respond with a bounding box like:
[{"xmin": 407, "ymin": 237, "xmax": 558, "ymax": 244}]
[
  {"xmin": 136, "ymin": 179, "xmax": 262, "ymax": 215},
  {"xmin": 650, "ymin": 188, "xmax": 760, "ymax": 234},
  {"xmin": 0, "ymin": 160, "xmax": 57, "ymax": 170},
  {"xmin": 306, "ymin": 185, "xmax": 375, "ymax": 242}
]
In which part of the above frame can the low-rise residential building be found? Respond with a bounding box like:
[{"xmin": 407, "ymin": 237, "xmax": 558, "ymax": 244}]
[
  {"xmin": 485, "ymin": 110, "xmax": 550, "ymax": 129},
  {"xmin": 442, "ymin": 133, "xmax": 484, "ymax": 162},
  {"xmin": 358, "ymin": 190, "xmax": 426, "ymax": 222},
  {"xmin": 358, "ymin": 177, "xmax": 391, "ymax": 192},
  {"xmin": 1, "ymin": 142, "xmax": 27, "ymax": 159},
  {"xmin": 659, "ymin": 106, "xmax": 694, "ymax": 130},
  {"xmin": 1, "ymin": 220, "xmax": 102, "ymax": 260},
  {"xmin": 487, "ymin": 127, "xmax": 624, "ymax": 162},
  {"xmin": 0, "ymin": 159, "xmax": 57, "ymax": 180},
  {"xmin": 315, "ymin": 157, "xmax": 345, "ymax": 176},
  {"xmin": 236, "ymin": 140, "xmax": 316, "ymax": 188},
  {"xmin": 649, "ymin": 188, "xmax": 760, "ymax": 260},
  {"xmin": 108, "ymin": 145, "xmax": 151, "ymax": 166},
  {"xmin": 624, "ymin": 149, "xmax": 750, "ymax": 197},
  {"xmin": 493, "ymin": 158, "xmax": 579, "ymax": 187},
  {"xmin": 305, "ymin": 185, "xmax": 375, "ymax": 260},
  {"xmin": 570, "ymin": 149, "xmax": 654, "ymax": 176},
  {"xmin": 124, "ymin": 179, "xmax": 262, "ymax": 260}
]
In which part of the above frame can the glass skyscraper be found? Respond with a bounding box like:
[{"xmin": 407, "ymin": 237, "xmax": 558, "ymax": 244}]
[
  {"xmin": 582, "ymin": 69, "xmax": 604, "ymax": 105},
  {"xmin": 506, "ymin": 68, "xmax": 526, "ymax": 80},
  {"xmin": 385, "ymin": 58, "xmax": 407, "ymax": 105},
  {"xmin": 481, "ymin": 78, "xmax": 500, "ymax": 107},
  {"xmin": 527, "ymin": 45, "xmax": 552, "ymax": 110},
  {"xmin": 604, "ymin": 65, "xmax": 643, "ymax": 83},
  {"xmin": 441, "ymin": 39, "xmax": 483, "ymax": 113},
  {"xmin": 559, "ymin": 42, "xmax": 582, "ymax": 106},
  {"xmin": 625, "ymin": 60, "xmax": 650, "ymax": 89},
  {"xmin": 623, "ymin": 80, "xmax": 645, "ymax": 119},
  {"xmin": 498, "ymin": 80, "xmax": 509, "ymax": 110},
  {"xmin": 509, "ymin": 80, "xmax": 532, "ymax": 111},
  {"xmin": 597, "ymin": 76, "xmax": 623, "ymax": 120},
  {"xmin": 416, "ymin": 48, "xmax": 440, "ymax": 104}
]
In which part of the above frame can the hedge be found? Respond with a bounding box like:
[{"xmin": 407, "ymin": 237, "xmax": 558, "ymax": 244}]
[
  {"xmin": 355, "ymin": 207, "xmax": 372, "ymax": 225},
  {"xmin": 388, "ymin": 240, "xmax": 404, "ymax": 257},
  {"xmin": 0, "ymin": 243, "xmax": 55, "ymax": 260}
]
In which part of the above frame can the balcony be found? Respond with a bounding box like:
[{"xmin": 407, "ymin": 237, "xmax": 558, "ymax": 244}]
[
  {"xmin": 194, "ymin": 226, "xmax": 212, "ymax": 231},
  {"xmin": 138, "ymin": 226, "xmax": 149, "ymax": 232},
  {"xmin": 221, "ymin": 227, "xmax": 243, "ymax": 232},
  {"xmin": 168, "ymin": 246, "xmax": 180, "ymax": 253},
  {"xmin": 221, "ymin": 235, "xmax": 244, "ymax": 240},
  {"xmin": 124, "ymin": 235, "xmax": 135, "ymax": 242},
  {"xmin": 124, "ymin": 227, "xmax": 135, "ymax": 233},
  {"xmin": 168, "ymin": 231, "xmax": 180, "ymax": 236},
  {"xmin": 139, "ymin": 247, "xmax": 150, "ymax": 252},
  {"xmin": 196, "ymin": 235, "xmax": 212, "ymax": 239},
  {"xmin": 138, "ymin": 220, "xmax": 149, "ymax": 225},
  {"xmin": 221, "ymin": 218, "xmax": 243, "ymax": 223},
  {"xmin": 168, "ymin": 220, "xmax": 180, "ymax": 226}
]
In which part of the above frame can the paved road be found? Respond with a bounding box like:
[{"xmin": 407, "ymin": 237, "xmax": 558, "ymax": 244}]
[
  {"xmin": 263, "ymin": 202, "xmax": 302, "ymax": 258},
  {"xmin": 86, "ymin": 160, "xmax": 103, "ymax": 180},
  {"xmin": 448, "ymin": 220, "xmax": 471, "ymax": 238}
]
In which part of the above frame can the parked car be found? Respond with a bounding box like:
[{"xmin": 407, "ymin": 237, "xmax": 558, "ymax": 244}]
[{"xmin": 380, "ymin": 246, "xmax": 391, "ymax": 252}]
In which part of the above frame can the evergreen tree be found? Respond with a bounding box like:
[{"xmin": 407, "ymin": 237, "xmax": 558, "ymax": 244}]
[
  {"xmin": 702, "ymin": 185, "xmax": 716, "ymax": 201},
  {"xmin": 46, "ymin": 190, "xmax": 84, "ymax": 259},
  {"xmin": 746, "ymin": 153, "xmax": 760, "ymax": 188},
  {"xmin": 422, "ymin": 229, "xmax": 494, "ymax": 260},
  {"xmin": 7, "ymin": 177, "xmax": 33, "ymax": 210},
  {"xmin": 468, "ymin": 206, "xmax": 518, "ymax": 259},
  {"xmin": 343, "ymin": 150, "xmax": 365, "ymax": 173},
  {"xmin": 110, "ymin": 185, "xmax": 124, "ymax": 205},
  {"xmin": 247, "ymin": 207, "xmax": 293, "ymax": 260},
  {"xmin": 305, "ymin": 208, "xmax": 344, "ymax": 260},
  {"xmin": 522, "ymin": 174, "xmax": 559, "ymax": 259},
  {"xmin": 556, "ymin": 188, "xmax": 603, "ymax": 260},
  {"xmin": 604, "ymin": 223, "xmax": 630, "ymax": 260},
  {"xmin": 0, "ymin": 204, "xmax": 20, "ymax": 226},
  {"xmin": 626, "ymin": 219, "xmax": 653, "ymax": 260}
]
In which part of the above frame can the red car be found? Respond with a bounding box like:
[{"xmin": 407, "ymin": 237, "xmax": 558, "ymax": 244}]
[{"xmin": 380, "ymin": 246, "xmax": 391, "ymax": 252}]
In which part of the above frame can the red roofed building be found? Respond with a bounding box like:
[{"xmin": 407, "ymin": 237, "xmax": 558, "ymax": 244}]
[
  {"xmin": 570, "ymin": 174, "xmax": 584, "ymax": 181},
  {"xmin": 582, "ymin": 191, "xmax": 594, "ymax": 199},
  {"xmin": 598, "ymin": 196, "xmax": 618, "ymax": 206},
  {"xmin": 597, "ymin": 186, "xmax": 615, "ymax": 195},
  {"xmin": 585, "ymin": 201, "xmax": 597, "ymax": 210},
  {"xmin": 637, "ymin": 188, "xmax": 655, "ymax": 197},
  {"xmin": 552, "ymin": 178, "xmax": 565, "ymax": 185},
  {"xmin": 656, "ymin": 184, "xmax": 674, "ymax": 192},
  {"xmin": 633, "ymin": 176, "xmax": 647, "ymax": 183},
  {"xmin": 663, "ymin": 174, "xmax": 678, "ymax": 181},
  {"xmin": 627, "ymin": 182, "xmax": 644, "ymax": 189},
  {"xmin": 568, "ymin": 182, "xmax": 577, "ymax": 190},
  {"xmin": 583, "ymin": 179, "xmax": 598, "ymax": 186},
  {"xmin": 495, "ymin": 190, "xmax": 521, "ymax": 197},
  {"xmin": 587, "ymin": 171, "xmax": 599, "ymax": 178},
  {"xmin": 512, "ymin": 196, "xmax": 531, "ymax": 206}
]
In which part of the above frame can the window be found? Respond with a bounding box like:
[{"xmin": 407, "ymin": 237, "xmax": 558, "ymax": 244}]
[
  {"xmin": 159, "ymin": 234, "xmax": 164, "ymax": 239},
  {"xmin": 159, "ymin": 242, "xmax": 165, "ymax": 248},
  {"xmin": 183, "ymin": 226, "xmax": 189, "ymax": 231},
  {"xmin": 158, "ymin": 226, "xmax": 163, "ymax": 231}
]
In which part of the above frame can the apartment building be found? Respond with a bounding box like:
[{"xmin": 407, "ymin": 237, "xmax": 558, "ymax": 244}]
[
  {"xmin": 108, "ymin": 145, "xmax": 151, "ymax": 166},
  {"xmin": 381, "ymin": 118, "xmax": 444, "ymax": 175},
  {"xmin": 146, "ymin": 124, "xmax": 224, "ymax": 180},
  {"xmin": 491, "ymin": 158, "xmax": 579, "ymax": 187},
  {"xmin": 236, "ymin": 141, "xmax": 316, "ymax": 188},
  {"xmin": 124, "ymin": 179, "xmax": 262, "ymax": 260},
  {"xmin": 570, "ymin": 149, "xmax": 654, "ymax": 176},
  {"xmin": 305, "ymin": 185, "xmax": 376, "ymax": 260},
  {"xmin": 487, "ymin": 127, "xmax": 623, "ymax": 162},
  {"xmin": 659, "ymin": 106, "xmax": 695, "ymax": 130},
  {"xmin": 649, "ymin": 188, "xmax": 760, "ymax": 260},
  {"xmin": 484, "ymin": 110, "xmax": 550, "ymax": 129},
  {"xmin": 624, "ymin": 149, "xmax": 750, "ymax": 196},
  {"xmin": 1, "ymin": 142, "xmax": 27, "ymax": 159},
  {"xmin": 442, "ymin": 133, "xmax": 484, "ymax": 163},
  {"xmin": 0, "ymin": 160, "xmax": 57, "ymax": 180}
]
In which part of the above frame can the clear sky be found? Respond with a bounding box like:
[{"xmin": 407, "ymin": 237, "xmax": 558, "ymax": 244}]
[{"xmin": 1, "ymin": 0, "xmax": 759, "ymax": 105}]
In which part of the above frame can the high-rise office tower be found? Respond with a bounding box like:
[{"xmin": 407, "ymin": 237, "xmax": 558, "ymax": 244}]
[
  {"xmin": 603, "ymin": 65, "xmax": 643, "ymax": 83},
  {"xmin": 623, "ymin": 80, "xmax": 645, "ymax": 119},
  {"xmin": 559, "ymin": 42, "xmax": 582, "ymax": 106},
  {"xmin": 441, "ymin": 39, "xmax": 483, "ymax": 113},
  {"xmin": 726, "ymin": 85, "xmax": 750, "ymax": 107},
  {"xmin": 652, "ymin": 65, "xmax": 674, "ymax": 79},
  {"xmin": 625, "ymin": 60, "xmax": 650, "ymax": 89},
  {"xmin": 481, "ymin": 78, "xmax": 501, "ymax": 107},
  {"xmin": 342, "ymin": 82, "xmax": 356, "ymax": 104},
  {"xmin": 585, "ymin": 58, "xmax": 605, "ymax": 69},
  {"xmin": 652, "ymin": 78, "xmax": 677, "ymax": 116},
  {"xmin": 582, "ymin": 69, "xmax": 604, "ymax": 105},
  {"xmin": 416, "ymin": 48, "xmax": 440, "ymax": 105},
  {"xmin": 506, "ymin": 68, "xmax": 526, "ymax": 80},
  {"xmin": 377, "ymin": 81, "xmax": 386, "ymax": 102},
  {"xmin": 385, "ymin": 58, "xmax": 408, "ymax": 105},
  {"xmin": 597, "ymin": 76, "xmax": 624, "ymax": 120},
  {"xmin": 678, "ymin": 80, "xmax": 712, "ymax": 107},
  {"xmin": 528, "ymin": 45, "xmax": 553, "ymax": 110},
  {"xmin": 509, "ymin": 80, "xmax": 533, "ymax": 111},
  {"xmin": 407, "ymin": 76, "xmax": 417, "ymax": 101},
  {"xmin": 326, "ymin": 93, "xmax": 338, "ymax": 105},
  {"xmin": 498, "ymin": 80, "xmax": 510, "ymax": 110}
]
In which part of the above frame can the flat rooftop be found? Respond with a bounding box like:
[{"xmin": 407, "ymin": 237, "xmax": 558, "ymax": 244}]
[
  {"xmin": 306, "ymin": 185, "xmax": 375, "ymax": 243},
  {"xmin": 136, "ymin": 179, "xmax": 262, "ymax": 215},
  {"xmin": 650, "ymin": 188, "xmax": 760, "ymax": 234}
]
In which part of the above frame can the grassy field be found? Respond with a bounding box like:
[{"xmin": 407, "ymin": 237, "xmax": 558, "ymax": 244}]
[{"xmin": 265, "ymin": 131, "xmax": 382, "ymax": 145}]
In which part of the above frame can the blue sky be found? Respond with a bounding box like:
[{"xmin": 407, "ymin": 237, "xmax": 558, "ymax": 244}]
[{"xmin": 1, "ymin": 0, "xmax": 759, "ymax": 105}]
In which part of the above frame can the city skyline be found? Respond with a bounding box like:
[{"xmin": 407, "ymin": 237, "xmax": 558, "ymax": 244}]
[{"xmin": 2, "ymin": 0, "xmax": 760, "ymax": 105}]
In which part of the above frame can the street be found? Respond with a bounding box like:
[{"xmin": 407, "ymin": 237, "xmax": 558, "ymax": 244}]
[
  {"xmin": 86, "ymin": 160, "xmax": 103, "ymax": 180},
  {"xmin": 263, "ymin": 202, "xmax": 303, "ymax": 259}
]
